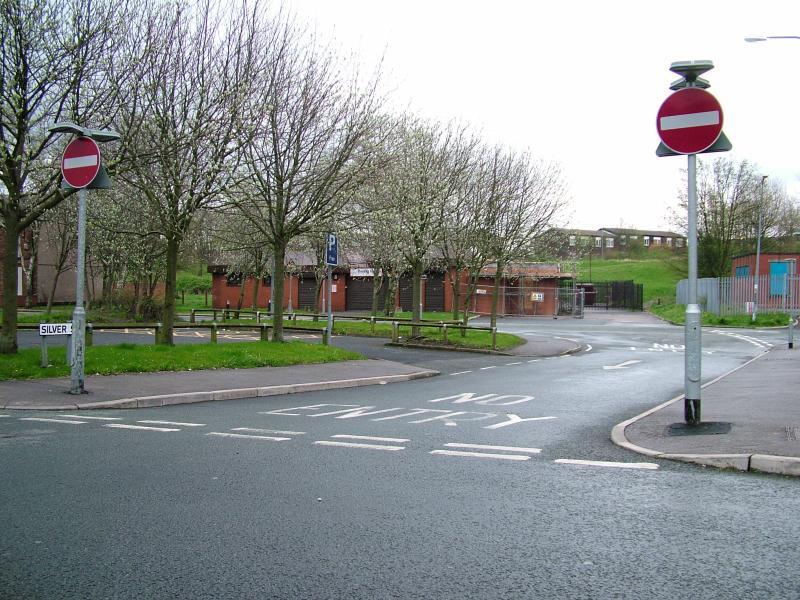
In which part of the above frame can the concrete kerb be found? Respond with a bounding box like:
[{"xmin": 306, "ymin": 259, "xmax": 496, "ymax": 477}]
[
  {"xmin": 610, "ymin": 351, "xmax": 800, "ymax": 477},
  {"xmin": 6, "ymin": 369, "xmax": 439, "ymax": 411}
]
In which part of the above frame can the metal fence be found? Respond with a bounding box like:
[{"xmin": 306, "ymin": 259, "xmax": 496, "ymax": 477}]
[
  {"xmin": 461, "ymin": 284, "xmax": 585, "ymax": 318},
  {"xmin": 676, "ymin": 275, "xmax": 800, "ymax": 316}
]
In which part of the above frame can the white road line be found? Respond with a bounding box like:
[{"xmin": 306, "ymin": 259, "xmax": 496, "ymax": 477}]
[
  {"xmin": 527, "ymin": 359, "xmax": 540, "ymax": 363},
  {"xmin": 231, "ymin": 428, "xmax": 306, "ymax": 435},
  {"xmin": 332, "ymin": 434, "xmax": 410, "ymax": 443},
  {"xmin": 450, "ymin": 370, "xmax": 472, "ymax": 375},
  {"xmin": 585, "ymin": 344, "xmax": 593, "ymax": 352},
  {"xmin": 314, "ymin": 441, "xmax": 404, "ymax": 451},
  {"xmin": 554, "ymin": 459, "xmax": 659, "ymax": 470},
  {"xmin": 505, "ymin": 362, "xmax": 522, "ymax": 366},
  {"xmin": 138, "ymin": 420, "xmax": 206, "ymax": 427},
  {"xmin": 480, "ymin": 366, "xmax": 497, "ymax": 370},
  {"xmin": 444, "ymin": 443, "xmax": 541, "ymax": 454},
  {"xmin": 0, "ymin": 414, "xmax": 11, "ymax": 418},
  {"xmin": 206, "ymin": 432, "xmax": 290, "ymax": 441},
  {"xmin": 430, "ymin": 450, "xmax": 530, "ymax": 461},
  {"xmin": 555, "ymin": 336, "xmax": 578, "ymax": 343},
  {"xmin": 19, "ymin": 417, "xmax": 86, "ymax": 425},
  {"xmin": 105, "ymin": 424, "xmax": 180, "ymax": 432},
  {"xmin": 56, "ymin": 415, "xmax": 122, "ymax": 421}
]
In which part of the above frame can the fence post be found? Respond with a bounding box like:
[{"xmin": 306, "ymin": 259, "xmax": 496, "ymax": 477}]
[
  {"xmin": 86, "ymin": 323, "xmax": 93, "ymax": 347},
  {"xmin": 212, "ymin": 309, "xmax": 217, "ymax": 321},
  {"xmin": 442, "ymin": 323, "xmax": 448, "ymax": 343},
  {"xmin": 322, "ymin": 329, "xmax": 329, "ymax": 346},
  {"xmin": 256, "ymin": 311, "xmax": 261, "ymax": 324},
  {"xmin": 392, "ymin": 321, "xmax": 399, "ymax": 343},
  {"xmin": 211, "ymin": 323, "xmax": 218, "ymax": 343},
  {"xmin": 40, "ymin": 335, "xmax": 48, "ymax": 368},
  {"xmin": 492, "ymin": 326, "xmax": 497, "ymax": 350},
  {"xmin": 260, "ymin": 323, "xmax": 269, "ymax": 341},
  {"xmin": 154, "ymin": 323, "xmax": 161, "ymax": 344},
  {"xmin": 370, "ymin": 316, "xmax": 375, "ymax": 334},
  {"xmin": 190, "ymin": 309, "xmax": 196, "ymax": 324}
]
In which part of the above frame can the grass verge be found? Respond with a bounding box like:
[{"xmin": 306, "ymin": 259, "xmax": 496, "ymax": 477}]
[
  {"xmin": 650, "ymin": 302, "xmax": 791, "ymax": 327},
  {"xmin": 0, "ymin": 341, "xmax": 362, "ymax": 381}
]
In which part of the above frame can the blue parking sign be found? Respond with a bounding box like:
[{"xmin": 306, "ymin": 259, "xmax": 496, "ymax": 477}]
[{"xmin": 326, "ymin": 233, "xmax": 338, "ymax": 266}]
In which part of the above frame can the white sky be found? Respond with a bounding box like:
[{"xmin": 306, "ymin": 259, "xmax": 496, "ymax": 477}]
[{"xmin": 284, "ymin": 0, "xmax": 800, "ymax": 232}]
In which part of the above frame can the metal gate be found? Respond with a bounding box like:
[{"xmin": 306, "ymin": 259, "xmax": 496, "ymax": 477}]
[
  {"xmin": 298, "ymin": 276, "xmax": 318, "ymax": 311},
  {"xmin": 581, "ymin": 280, "xmax": 643, "ymax": 311},
  {"xmin": 346, "ymin": 277, "xmax": 387, "ymax": 311}
]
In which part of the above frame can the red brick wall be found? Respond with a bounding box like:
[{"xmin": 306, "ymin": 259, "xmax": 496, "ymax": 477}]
[{"xmin": 212, "ymin": 273, "xmax": 345, "ymax": 312}]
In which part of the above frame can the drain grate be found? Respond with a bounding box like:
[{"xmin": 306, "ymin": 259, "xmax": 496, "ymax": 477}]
[{"xmin": 786, "ymin": 426, "xmax": 800, "ymax": 441}]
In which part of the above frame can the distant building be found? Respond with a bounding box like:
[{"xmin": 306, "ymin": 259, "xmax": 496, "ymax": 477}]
[{"xmin": 550, "ymin": 227, "xmax": 686, "ymax": 257}]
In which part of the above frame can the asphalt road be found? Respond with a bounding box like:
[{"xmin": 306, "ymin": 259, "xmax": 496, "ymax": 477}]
[{"xmin": 2, "ymin": 312, "xmax": 798, "ymax": 599}]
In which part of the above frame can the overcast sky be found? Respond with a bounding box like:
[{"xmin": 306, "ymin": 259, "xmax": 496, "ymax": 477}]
[{"xmin": 285, "ymin": 0, "xmax": 800, "ymax": 232}]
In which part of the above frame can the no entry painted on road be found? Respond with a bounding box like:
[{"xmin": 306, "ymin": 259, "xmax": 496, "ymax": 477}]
[
  {"xmin": 61, "ymin": 136, "xmax": 101, "ymax": 188},
  {"xmin": 656, "ymin": 88, "xmax": 723, "ymax": 155}
]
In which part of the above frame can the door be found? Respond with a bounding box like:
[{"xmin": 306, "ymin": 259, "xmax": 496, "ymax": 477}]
[{"xmin": 424, "ymin": 272, "xmax": 445, "ymax": 312}]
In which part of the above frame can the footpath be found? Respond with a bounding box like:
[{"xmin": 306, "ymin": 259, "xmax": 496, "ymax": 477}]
[{"xmin": 613, "ymin": 346, "xmax": 800, "ymax": 477}]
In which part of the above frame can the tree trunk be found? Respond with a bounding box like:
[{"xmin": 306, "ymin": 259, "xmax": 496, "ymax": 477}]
[
  {"xmin": 251, "ymin": 275, "xmax": 260, "ymax": 309},
  {"xmin": 462, "ymin": 272, "xmax": 480, "ymax": 334},
  {"xmin": 450, "ymin": 267, "xmax": 461, "ymax": 320},
  {"xmin": 384, "ymin": 274, "xmax": 397, "ymax": 316},
  {"xmin": 371, "ymin": 270, "xmax": 385, "ymax": 317},
  {"xmin": 314, "ymin": 276, "xmax": 324, "ymax": 321},
  {"xmin": 46, "ymin": 267, "xmax": 64, "ymax": 314},
  {"xmin": 158, "ymin": 236, "xmax": 180, "ymax": 344},
  {"xmin": 1, "ymin": 215, "xmax": 20, "ymax": 354},
  {"xmin": 272, "ymin": 240, "xmax": 287, "ymax": 341},
  {"xmin": 235, "ymin": 275, "xmax": 246, "ymax": 316},
  {"xmin": 411, "ymin": 261, "xmax": 423, "ymax": 336},
  {"xmin": 490, "ymin": 260, "xmax": 505, "ymax": 330}
]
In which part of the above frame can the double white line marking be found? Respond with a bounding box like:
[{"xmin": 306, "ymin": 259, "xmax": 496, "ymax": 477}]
[{"xmin": 431, "ymin": 443, "xmax": 541, "ymax": 461}]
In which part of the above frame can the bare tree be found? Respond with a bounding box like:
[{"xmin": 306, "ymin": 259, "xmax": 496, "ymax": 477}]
[
  {"xmin": 116, "ymin": 0, "xmax": 260, "ymax": 343},
  {"xmin": 233, "ymin": 17, "xmax": 382, "ymax": 341},
  {"xmin": 39, "ymin": 197, "xmax": 77, "ymax": 312},
  {"xmin": 482, "ymin": 147, "xmax": 566, "ymax": 328},
  {"xmin": 0, "ymin": 0, "xmax": 127, "ymax": 352}
]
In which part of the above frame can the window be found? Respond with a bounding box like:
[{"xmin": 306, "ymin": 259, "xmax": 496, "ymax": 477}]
[
  {"xmin": 630, "ymin": 235, "xmax": 638, "ymax": 240},
  {"xmin": 595, "ymin": 237, "xmax": 602, "ymax": 248},
  {"xmin": 735, "ymin": 265, "xmax": 750, "ymax": 278},
  {"xmin": 666, "ymin": 237, "xmax": 673, "ymax": 246},
  {"xmin": 675, "ymin": 238, "xmax": 684, "ymax": 247},
  {"xmin": 226, "ymin": 272, "xmax": 243, "ymax": 287},
  {"xmin": 653, "ymin": 237, "xmax": 661, "ymax": 245},
  {"xmin": 605, "ymin": 237, "xmax": 614, "ymax": 248},
  {"xmin": 620, "ymin": 236, "xmax": 627, "ymax": 245},
  {"xmin": 569, "ymin": 235, "xmax": 576, "ymax": 247},
  {"xmin": 643, "ymin": 236, "xmax": 650, "ymax": 247}
]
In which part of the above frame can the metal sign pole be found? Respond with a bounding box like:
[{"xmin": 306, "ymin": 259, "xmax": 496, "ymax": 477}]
[
  {"xmin": 70, "ymin": 187, "xmax": 87, "ymax": 394},
  {"xmin": 685, "ymin": 153, "xmax": 702, "ymax": 424},
  {"xmin": 327, "ymin": 265, "xmax": 333, "ymax": 336}
]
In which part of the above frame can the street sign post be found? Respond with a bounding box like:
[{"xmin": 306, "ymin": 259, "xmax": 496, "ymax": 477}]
[
  {"xmin": 51, "ymin": 124, "xmax": 118, "ymax": 395},
  {"xmin": 325, "ymin": 233, "xmax": 338, "ymax": 336},
  {"xmin": 656, "ymin": 61, "xmax": 731, "ymax": 426}
]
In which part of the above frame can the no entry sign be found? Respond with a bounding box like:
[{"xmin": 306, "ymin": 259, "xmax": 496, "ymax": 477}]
[
  {"xmin": 61, "ymin": 136, "xmax": 101, "ymax": 188},
  {"xmin": 657, "ymin": 88, "xmax": 723, "ymax": 155}
]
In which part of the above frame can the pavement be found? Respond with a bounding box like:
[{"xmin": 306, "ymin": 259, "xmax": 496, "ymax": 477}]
[
  {"xmin": 613, "ymin": 346, "xmax": 800, "ymax": 477},
  {"xmin": 3, "ymin": 329, "xmax": 799, "ymax": 477}
]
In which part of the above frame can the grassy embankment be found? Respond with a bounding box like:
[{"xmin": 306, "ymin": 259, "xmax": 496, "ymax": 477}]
[{"xmin": 576, "ymin": 256, "xmax": 791, "ymax": 327}]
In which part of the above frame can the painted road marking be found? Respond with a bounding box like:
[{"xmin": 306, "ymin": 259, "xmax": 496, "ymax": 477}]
[
  {"xmin": 0, "ymin": 415, "xmax": 11, "ymax": 418},
  {"xmin": 331, "ymin": 434, "xmax": 410, "ymax": 443},
  {"xmin": 480, "ymin": 366, "xmax": 497, "ymax": 370},
  {"xmin": 105, "ymin": 424, "xmax": 180, "ymax": 432},
  {"xmin": 450, "ymin": 371, "xmax": 472, "ymax": 376},
  {"xmin": 554, "ymin": 459, "xmax": 659, "ymax": 470},
  {"xmin": 505, "ymin": 362, "xmax": 522, "ymax": 366},
  {"xmin": 231, "ymin": 428, "xmax": 306, "ymax": 435},
  {"xmin": 527, "ymin": 359, "xmax": 540, "ymax": 363},
  {"xmin": 584, "ymin": 344, "xmax": 593, "ymax": 352},
  {"xmin": 206, "ymin": 432, "xmax": 290, "ymax": 441},
  {"xmin": 19, "ymin": 417, "xmax": 86, "ymax": 425},
  {"xmin": 314, "ymin": 441, "xmax": 405, "ymax": 451},
  {"xmin": 603, "ymin": 360, "xmax": 642, "ymax": 370},
  {"xmin": 138, "ymin": 420, "xmax": 206, "ymax": 427},
  {"xmin": 443, "ymin": 443, "xmax": 541, "ymax": 454},
  {"xmin": 56, "ymin": 415, "xmax": 122, "ymax": 421},
  {"xmin": 430, "ymin": 450, "xmax": 530, "ymax": 461}
]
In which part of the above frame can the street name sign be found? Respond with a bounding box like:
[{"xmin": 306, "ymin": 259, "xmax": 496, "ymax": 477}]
[
  {"xmin": 39, "ymin": 323, "xmax": 73, "ymax": 336},
  {"xmin": 61, "ymin": 136, "xmax": 101, "ymax": 188},
  {"xmin": 656, "ymin": 88, "xmax": 723, "ymax": 154}
]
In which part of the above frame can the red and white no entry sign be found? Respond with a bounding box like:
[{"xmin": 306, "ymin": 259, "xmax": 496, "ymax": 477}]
[
  {"xmin": 656, "ymin": 88, "xmax": 723, "ymax": 155},
  {"xmin": 61, "ymin": 136, "xmax": 101, "ymax": 188}
]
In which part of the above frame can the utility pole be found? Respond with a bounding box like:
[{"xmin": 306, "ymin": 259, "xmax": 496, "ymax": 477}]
[{"xmin": 753, "ymin": 175, "xmax": 767, "ymax": 322}]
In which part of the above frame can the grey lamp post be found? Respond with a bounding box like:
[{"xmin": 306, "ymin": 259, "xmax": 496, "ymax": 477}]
[
  {"xmin": 752, "ymin": 175, "xmax": 767, "ymax": 322},
  {"xmin": 47, "ymin": 122, "xmax": 119, "ymax": 395}
]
